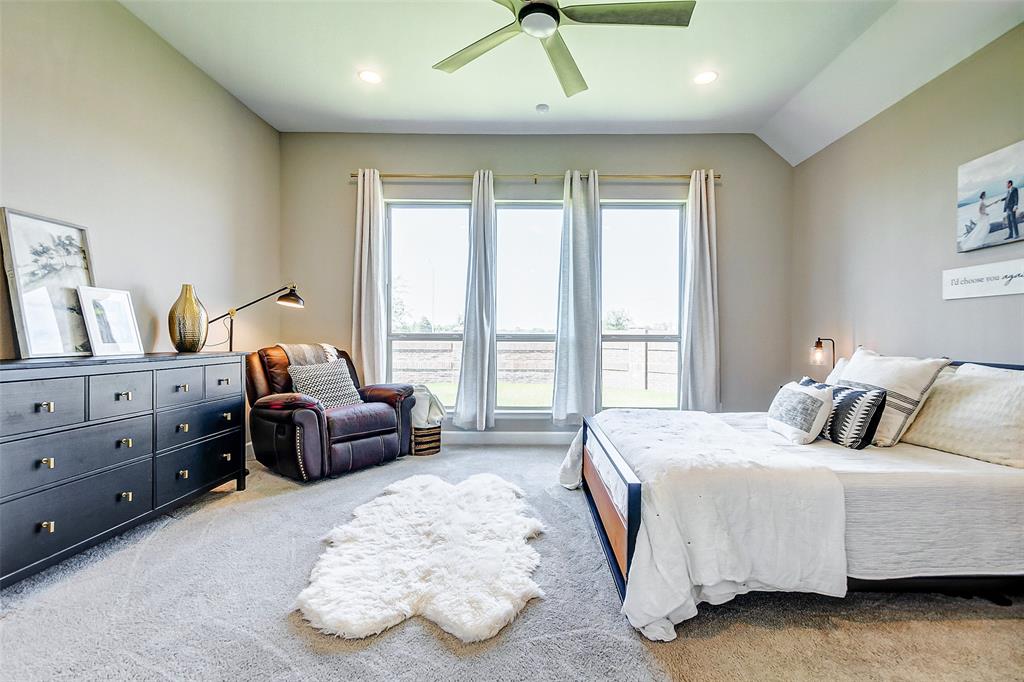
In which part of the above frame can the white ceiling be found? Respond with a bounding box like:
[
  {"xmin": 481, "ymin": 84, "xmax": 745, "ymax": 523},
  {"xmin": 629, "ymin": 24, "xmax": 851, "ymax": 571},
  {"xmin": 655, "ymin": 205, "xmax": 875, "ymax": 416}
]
[{"xmin": 122, "ymin": 0, "xmax": 1023, "ymax": 165}]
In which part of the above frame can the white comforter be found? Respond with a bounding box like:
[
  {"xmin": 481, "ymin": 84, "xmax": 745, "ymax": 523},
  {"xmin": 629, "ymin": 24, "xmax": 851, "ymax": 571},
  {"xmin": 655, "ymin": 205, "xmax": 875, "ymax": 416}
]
[{"xmin": 560, "ymin": 410, "xmax": 847, "ymax": 641}]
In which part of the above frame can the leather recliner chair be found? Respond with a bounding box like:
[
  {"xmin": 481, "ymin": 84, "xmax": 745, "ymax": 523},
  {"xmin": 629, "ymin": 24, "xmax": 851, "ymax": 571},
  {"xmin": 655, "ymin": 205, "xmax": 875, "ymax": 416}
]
[{"xmin": 245, "ymin": 345, "xmax": 415, "ymax": 482}]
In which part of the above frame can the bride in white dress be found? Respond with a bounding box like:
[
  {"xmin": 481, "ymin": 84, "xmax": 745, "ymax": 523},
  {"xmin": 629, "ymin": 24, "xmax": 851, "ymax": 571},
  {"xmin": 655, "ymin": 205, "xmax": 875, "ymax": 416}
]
[{"xmin": 962, "ymin": 190, "xmax": 998, "ymax": 250}]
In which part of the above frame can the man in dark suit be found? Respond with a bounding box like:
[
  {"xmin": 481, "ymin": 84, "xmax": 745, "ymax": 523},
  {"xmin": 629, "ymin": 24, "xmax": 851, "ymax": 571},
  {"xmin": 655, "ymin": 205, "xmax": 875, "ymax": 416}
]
[{"xmin": 1004, "ymin": 179, "xmax": 1019, "ymax": 240}]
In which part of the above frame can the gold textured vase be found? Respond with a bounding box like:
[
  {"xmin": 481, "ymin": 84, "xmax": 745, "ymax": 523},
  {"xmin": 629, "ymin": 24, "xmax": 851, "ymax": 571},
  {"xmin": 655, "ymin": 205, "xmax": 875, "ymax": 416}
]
[{"xmin": 168, "ymin": 284, "xmax": 208, "ymax": 352}]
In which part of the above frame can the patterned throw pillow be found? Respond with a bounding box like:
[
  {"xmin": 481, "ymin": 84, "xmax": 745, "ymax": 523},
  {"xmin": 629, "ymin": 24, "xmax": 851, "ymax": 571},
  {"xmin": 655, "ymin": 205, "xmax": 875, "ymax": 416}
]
[
  {"xmin": 287, "ymin": 361, "xmax": 363, "ymax": 409},
  {"xmin": 766, "ymin": 381, "xmax": 832, "ymax": 445},
  {"xmin": 800, "ymin": 377, "xmax": 887, "ymax": 450}
]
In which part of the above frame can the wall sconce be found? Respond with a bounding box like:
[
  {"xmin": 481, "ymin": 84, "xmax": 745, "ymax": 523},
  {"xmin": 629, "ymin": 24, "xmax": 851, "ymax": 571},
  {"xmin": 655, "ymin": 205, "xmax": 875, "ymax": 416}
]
[{"xmin": 811, "ymin": 337, "xmax": 836, "ymax": 368}]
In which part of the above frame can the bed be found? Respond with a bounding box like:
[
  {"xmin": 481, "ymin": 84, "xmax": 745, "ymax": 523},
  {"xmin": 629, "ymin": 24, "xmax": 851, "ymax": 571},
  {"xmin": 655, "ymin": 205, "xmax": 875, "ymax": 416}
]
[{"xmin": 568, "ymin": 361, "xmax": 1024, "ymax": 640}]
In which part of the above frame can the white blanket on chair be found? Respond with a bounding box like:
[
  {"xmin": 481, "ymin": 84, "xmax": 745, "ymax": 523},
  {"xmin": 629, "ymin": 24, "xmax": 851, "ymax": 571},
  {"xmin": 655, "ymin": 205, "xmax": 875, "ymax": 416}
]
[{"xmin": 560, "ymin": 410, "xmax": 847, "ymax": 641}]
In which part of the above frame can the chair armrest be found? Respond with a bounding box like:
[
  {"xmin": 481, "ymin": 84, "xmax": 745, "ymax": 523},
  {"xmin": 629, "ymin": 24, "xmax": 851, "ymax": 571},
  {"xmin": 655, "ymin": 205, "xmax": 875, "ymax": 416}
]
[
  {"xmin": 359, "ymin": 383, "xmax": 416, "ymax": 456},
  {"xmin": 252, "ymin": 392, "xmax": 322, "ymax": 412},
  {"xmin": 358, "ymin": 383, "xmax": 414, "ymax": 408},
  {"xmin": 249, "ymin": 393, "xmax": 327, "ymax": 480}
]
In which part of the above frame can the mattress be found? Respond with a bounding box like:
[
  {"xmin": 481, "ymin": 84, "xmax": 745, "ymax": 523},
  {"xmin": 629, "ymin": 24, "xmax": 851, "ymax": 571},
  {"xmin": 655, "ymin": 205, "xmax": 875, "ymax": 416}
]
[{"xmin": 586, "ymin": 411, "xmax": 1024, "ymax": 579}]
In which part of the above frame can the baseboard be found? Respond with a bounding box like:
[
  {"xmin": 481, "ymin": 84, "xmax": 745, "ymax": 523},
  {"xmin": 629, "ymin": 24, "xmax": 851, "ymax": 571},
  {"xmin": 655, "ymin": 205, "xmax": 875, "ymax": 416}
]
[{"xmin": 443, "ymin": 430, "xmax": 576, "ymax": 446}]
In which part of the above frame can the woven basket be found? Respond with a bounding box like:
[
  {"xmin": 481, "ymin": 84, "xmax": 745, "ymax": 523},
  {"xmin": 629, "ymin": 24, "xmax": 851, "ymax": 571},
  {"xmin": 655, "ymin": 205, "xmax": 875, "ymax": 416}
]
[{"xmin": 411, "ymin": 425, "xmax": 442, "ymax": 456}]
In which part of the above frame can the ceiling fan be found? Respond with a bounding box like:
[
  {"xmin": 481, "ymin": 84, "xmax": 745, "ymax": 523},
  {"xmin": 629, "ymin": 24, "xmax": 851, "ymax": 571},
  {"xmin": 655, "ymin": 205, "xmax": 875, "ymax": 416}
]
[{"xmin": 433, "ymin": 0, "xmax": 696, "ymax": 97}]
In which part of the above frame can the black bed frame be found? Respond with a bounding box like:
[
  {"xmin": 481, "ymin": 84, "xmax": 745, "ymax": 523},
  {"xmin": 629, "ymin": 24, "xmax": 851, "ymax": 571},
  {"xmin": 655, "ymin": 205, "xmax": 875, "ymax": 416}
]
[{"xmin": 581, "ymin": 360, "xmax": 1024, "ymax": 603}]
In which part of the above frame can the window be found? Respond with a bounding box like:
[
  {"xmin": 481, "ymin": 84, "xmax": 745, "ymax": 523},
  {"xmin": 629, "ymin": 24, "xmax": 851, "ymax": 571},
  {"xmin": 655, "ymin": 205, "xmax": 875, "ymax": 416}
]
[
  {"xmin": 600, "ymin": 204, "xmax": 684, "ymax": 408},
  {"xmin": 496, "ymin": 205, "xmax": 562, "ymax": 408},
  {"xmin": 386, "ymin": 200, "xmax": 684, "ymax": 414},
  {"xmin": 387, "ymin": 204, "xmax": 469, "ymax": 406}
]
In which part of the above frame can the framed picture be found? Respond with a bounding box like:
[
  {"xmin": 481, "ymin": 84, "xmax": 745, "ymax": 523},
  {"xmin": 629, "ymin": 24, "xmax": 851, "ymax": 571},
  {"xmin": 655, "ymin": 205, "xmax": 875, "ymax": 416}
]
[
  {"xmin": 956, "ymin": 139, "xmax": 1023, "ymax": 253},
  {"xmin": 0, "ymin": 208, "xmax": 95, "ymax": 358},
  {"xmin": 77, "ymin": 286, "xmax": 144, "ymax": 356}
]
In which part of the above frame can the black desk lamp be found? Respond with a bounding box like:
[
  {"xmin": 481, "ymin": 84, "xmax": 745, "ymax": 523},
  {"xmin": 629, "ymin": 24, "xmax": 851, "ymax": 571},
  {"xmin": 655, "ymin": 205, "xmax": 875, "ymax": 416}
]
[{"xmin": 211, "ymin": 283, "xmax": 304, "ymax": 351}]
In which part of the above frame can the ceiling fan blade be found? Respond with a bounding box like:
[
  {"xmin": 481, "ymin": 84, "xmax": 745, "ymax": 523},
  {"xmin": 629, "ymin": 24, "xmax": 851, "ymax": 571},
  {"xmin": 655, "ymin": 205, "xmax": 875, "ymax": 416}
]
[
  {"xmin": 561, "ymin": 1, "xmax": 696, "ymax": 26},
  {"xmin": 433, "ymin": 22, "xmax": 521, "ymax": 73},
  {"xmin": 490, "ymin": 0, "xmax": 522, "ymax": 12},
  {"xmin": 541, "ymin": 31, "xmax": 588, "ymax": 97}
]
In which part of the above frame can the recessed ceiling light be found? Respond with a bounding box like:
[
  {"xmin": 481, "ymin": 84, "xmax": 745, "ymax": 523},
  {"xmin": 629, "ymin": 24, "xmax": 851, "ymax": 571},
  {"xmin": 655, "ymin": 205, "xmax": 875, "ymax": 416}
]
[
  {"xmin": 358, "ymin": 70, "xmax": 382, "ymax": 84},
  {"xmin": 535, "ymin": 103, "xmax": 550, "ymax": 114},
  {"xmin": 693, "ymin": 71, "xmax": 718, "ymax": 85}
]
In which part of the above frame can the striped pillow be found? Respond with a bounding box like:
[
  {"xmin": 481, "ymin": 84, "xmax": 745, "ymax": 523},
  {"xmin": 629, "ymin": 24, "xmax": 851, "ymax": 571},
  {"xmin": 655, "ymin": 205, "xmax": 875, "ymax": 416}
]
[
  {"xmin": 836, "ymin": 349, "xmax": 949, "ymax": 447},
  {"xmin": 800, "ymin": 378, "xmax": 887, "ymax": 450}
]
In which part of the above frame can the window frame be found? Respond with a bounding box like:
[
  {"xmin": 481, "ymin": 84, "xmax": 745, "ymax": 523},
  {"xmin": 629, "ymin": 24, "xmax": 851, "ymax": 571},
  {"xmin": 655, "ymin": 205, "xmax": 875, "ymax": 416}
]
[
  {"xmin": 597, "ymin": 201, "xmax": 686, "ymax": 411},
  {"xmin": 494, "ymin": 201, "xmax": 562, "ymax": 411},
  {"xmin": 384, "ymin": 198, "xmax": 687, "ymax": 414},
  {"xmin": 384, "ymin": 200, "xmax": 471, "ymax": 399}
]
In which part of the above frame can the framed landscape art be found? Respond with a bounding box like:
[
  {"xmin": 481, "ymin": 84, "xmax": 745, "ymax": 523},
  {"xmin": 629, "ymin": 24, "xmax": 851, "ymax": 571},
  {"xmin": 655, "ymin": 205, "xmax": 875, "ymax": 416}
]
[{"xmin": 1, "ymin": 208, "xmax": 95, "ymax": 358}]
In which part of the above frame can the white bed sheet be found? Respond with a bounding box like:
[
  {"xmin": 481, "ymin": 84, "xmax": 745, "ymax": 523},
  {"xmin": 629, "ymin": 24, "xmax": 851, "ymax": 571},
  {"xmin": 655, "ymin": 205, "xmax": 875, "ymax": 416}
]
[{"xmin": 720, "ymin": 412, "xmax": 1024, "ymax": 578}]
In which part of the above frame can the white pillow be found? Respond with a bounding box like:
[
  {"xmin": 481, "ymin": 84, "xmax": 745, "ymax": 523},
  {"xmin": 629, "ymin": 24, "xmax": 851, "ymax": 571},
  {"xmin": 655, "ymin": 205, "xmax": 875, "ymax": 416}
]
[
  {"xmin": 956, "ymin": 363, "xmax": 1024, "ymax": 381},
  {"xmin": 767, "ymin": 381, "xmax": 833, "ymax": 445},
  {"xmin": 825, "ymin": 357, "xmax": 848, "ymax": 384},
  {"xmin": 902, "ymin": 372, "xmax": 1024, "ymax": 468},
  {"xmin": 837, "ymin": 349, "xmax": 950, "ymax": 447}
]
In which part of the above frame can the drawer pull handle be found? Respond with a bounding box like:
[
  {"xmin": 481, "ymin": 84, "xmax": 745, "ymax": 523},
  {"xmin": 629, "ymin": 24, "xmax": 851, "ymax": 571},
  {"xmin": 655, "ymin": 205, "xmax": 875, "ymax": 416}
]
[
  {"xmin": 119, "ymin": 437, "xmax": 134, "ymax": 448},
  {"xmin": 218, "ymin": 378, "xmax": 231, "ymax": 386},
  {"xmin": 40, "ymin": 457, "xmax": 56, "ymax": 469},
  {"xmin": 178, "ymin": 469, "xmax": 189, "ymax": 480},
  {"xmin": 222, "ymin": 412, "xmax": 232, "ymax": 421},
  {"xmin": 40, "ymin": 521, "xmax": 56, "ymax": 533},
  {"xmin": 177, "ymin": 423, "xmax": 190, "ymax": 433},
  {"xmin": 38, "ymin": 401, "xmax": 56, "ymax": 413},
  {"xmin": 120, "ymin": 491, "xmax": 134, "ymax": 502},
  {"xmin": 221, "ymin": 452, "xmax": 232, "ymax": 462},
  {"xmin": 176, "ymin": 383, "xmax": 190, "ymax": 393},
  {"xmin": 117, "ymin": 391, "xmax": 133, "ymax": 401}
]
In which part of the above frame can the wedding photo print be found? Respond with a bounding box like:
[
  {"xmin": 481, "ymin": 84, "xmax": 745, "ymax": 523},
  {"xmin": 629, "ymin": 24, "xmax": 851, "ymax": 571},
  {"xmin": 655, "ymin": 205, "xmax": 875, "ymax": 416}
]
[{"xmin": 957, "ymin": 139, "xmax": 1023, "ymax": 252}]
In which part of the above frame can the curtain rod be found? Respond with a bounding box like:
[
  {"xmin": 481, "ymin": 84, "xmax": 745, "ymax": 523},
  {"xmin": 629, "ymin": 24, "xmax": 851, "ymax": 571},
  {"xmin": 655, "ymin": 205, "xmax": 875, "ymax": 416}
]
[{"xmin": 348, "ymin": 171, "xmax": 721, "ymax": 183}]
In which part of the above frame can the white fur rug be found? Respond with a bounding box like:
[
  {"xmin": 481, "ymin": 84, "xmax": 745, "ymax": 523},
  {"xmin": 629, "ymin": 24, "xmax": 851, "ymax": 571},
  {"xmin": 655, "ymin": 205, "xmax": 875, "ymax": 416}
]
[{"xmin": 297, "ymin": 473, "xmax": 544, "ymax": 643}]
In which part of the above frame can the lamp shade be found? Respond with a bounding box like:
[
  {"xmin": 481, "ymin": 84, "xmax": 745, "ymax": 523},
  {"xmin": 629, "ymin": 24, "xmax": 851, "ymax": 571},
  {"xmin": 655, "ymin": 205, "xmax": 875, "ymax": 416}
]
[
  {"xmin": 276, "ymin": 287, "xmax": 305, "ymax": 309},
  {"xmin": 810, "ymin": 339, "xmax": 826, "ymax": 366}
]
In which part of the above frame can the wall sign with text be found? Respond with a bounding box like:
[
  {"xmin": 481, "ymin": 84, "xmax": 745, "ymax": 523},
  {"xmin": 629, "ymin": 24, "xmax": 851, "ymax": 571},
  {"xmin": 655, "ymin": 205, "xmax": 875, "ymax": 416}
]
[{"xmin": 943, "ymin": 258, "xmax": 1024, "ymax": 300}]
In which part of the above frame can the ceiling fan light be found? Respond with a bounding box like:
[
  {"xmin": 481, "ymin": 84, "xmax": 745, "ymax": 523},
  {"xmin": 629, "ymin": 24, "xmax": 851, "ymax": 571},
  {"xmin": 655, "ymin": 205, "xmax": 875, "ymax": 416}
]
[{"xmin": 519, "ymin": 3, "xmax": 560, "ymax": 39}]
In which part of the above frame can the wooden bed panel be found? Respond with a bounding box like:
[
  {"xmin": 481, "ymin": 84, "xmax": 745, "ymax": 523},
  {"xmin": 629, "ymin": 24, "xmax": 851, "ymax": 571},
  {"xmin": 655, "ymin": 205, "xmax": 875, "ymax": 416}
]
[{"xmin": 583, "ymin": 446, "xmax": 630, "ymax": 580}]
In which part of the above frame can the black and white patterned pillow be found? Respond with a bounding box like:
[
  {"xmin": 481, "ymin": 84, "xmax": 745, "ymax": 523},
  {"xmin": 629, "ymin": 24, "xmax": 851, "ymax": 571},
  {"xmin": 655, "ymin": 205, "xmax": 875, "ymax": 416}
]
[
  {"xmin": 288, "ymin": 361, "xmax": 363, "ymax": 409},
  {"xmin": 800, "ymin": 377, "xmax": 887, "ymax": 450}
]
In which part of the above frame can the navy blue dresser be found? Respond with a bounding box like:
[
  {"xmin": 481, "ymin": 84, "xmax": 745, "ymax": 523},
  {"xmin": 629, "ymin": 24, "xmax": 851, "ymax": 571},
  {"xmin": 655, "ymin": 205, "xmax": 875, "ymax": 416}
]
[{"xmin": 0, "ymin": 352, "xmax": 247, "ymax": 587}]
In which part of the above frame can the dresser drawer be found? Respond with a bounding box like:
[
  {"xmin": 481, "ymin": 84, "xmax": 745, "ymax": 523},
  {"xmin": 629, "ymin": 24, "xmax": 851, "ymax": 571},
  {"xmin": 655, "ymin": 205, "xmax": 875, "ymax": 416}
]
[
  {"xmin": 1, "ymin": 415, "xmax": 153, "ymax": 499},
  {"xmin": 155, "ymin": 432, "xmax": 241, "ymax": 507},
  {"xmin": 0, "ymin": 460, "xmax": 152, "ymax": 579},
  {"xmin": 88, "ymin": 371, "xmax": 153, "ymax": 419},
  {"xmin": 156, "ymin": 366, "xmax": 204, "ymax": 408},
  {"xmin": 205, "ymin": 362, "xmax": 241, "ymax": 399},
  {"xmin": 0, "ymin": 377, "xmax": 86, "ymax": 436},
  {"xmin": 155, "ymin": 396, "xmax": 242, "ymax": 452}
]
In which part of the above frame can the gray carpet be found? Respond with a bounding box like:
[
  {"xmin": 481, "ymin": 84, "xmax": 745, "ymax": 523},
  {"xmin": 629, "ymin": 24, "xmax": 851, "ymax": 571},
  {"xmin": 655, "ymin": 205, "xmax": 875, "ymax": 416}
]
[{"xmin": 1, "ymin": 446, "xmax": 1021, "ymax": 681}]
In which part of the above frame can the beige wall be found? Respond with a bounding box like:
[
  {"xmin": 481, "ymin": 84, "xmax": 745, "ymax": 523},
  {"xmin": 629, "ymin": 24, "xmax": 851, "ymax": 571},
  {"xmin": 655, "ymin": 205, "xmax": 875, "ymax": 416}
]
[
  {"xmin": 280, "ymin": 133, "xmax": 794, "ymax": 411},
  {"xmin": 791, "ymin": 24, "xmax": 1024, "ymax": 377},
  {"xmin": 0, "ymin": 1, "xmax": 281, "ymax": 358}
]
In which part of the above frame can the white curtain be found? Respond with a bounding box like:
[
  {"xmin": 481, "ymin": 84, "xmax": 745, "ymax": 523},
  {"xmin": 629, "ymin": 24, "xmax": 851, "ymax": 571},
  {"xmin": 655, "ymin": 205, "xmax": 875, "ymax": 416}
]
[
  {"xmin": 552, "ymin": 170, "xmax": 601, "ymax": 425},
  {"xmin": 679, "ymin": 169, "xmax": 720, "ymax": 412},
  {"xmin": 453, "ymin": 170, "xmax": 498, "ymax": 430},
  {"xmin": 351, "ymin": 168, "xmax": 387, "ymax": 385}
]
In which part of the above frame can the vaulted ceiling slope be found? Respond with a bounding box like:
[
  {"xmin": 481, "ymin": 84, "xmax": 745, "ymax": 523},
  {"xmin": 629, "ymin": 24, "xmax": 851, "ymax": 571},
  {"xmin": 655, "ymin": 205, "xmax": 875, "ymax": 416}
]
[{"xmin": 121, "ymin": 0, "xmax": 1024, "ymax": 166}]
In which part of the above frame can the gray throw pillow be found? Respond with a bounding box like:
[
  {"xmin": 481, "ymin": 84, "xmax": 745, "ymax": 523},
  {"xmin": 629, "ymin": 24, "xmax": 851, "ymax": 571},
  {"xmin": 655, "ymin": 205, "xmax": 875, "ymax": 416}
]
[{"xmin": 287, "ymin": 360, "xmax": 362, "ymax": 409}]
